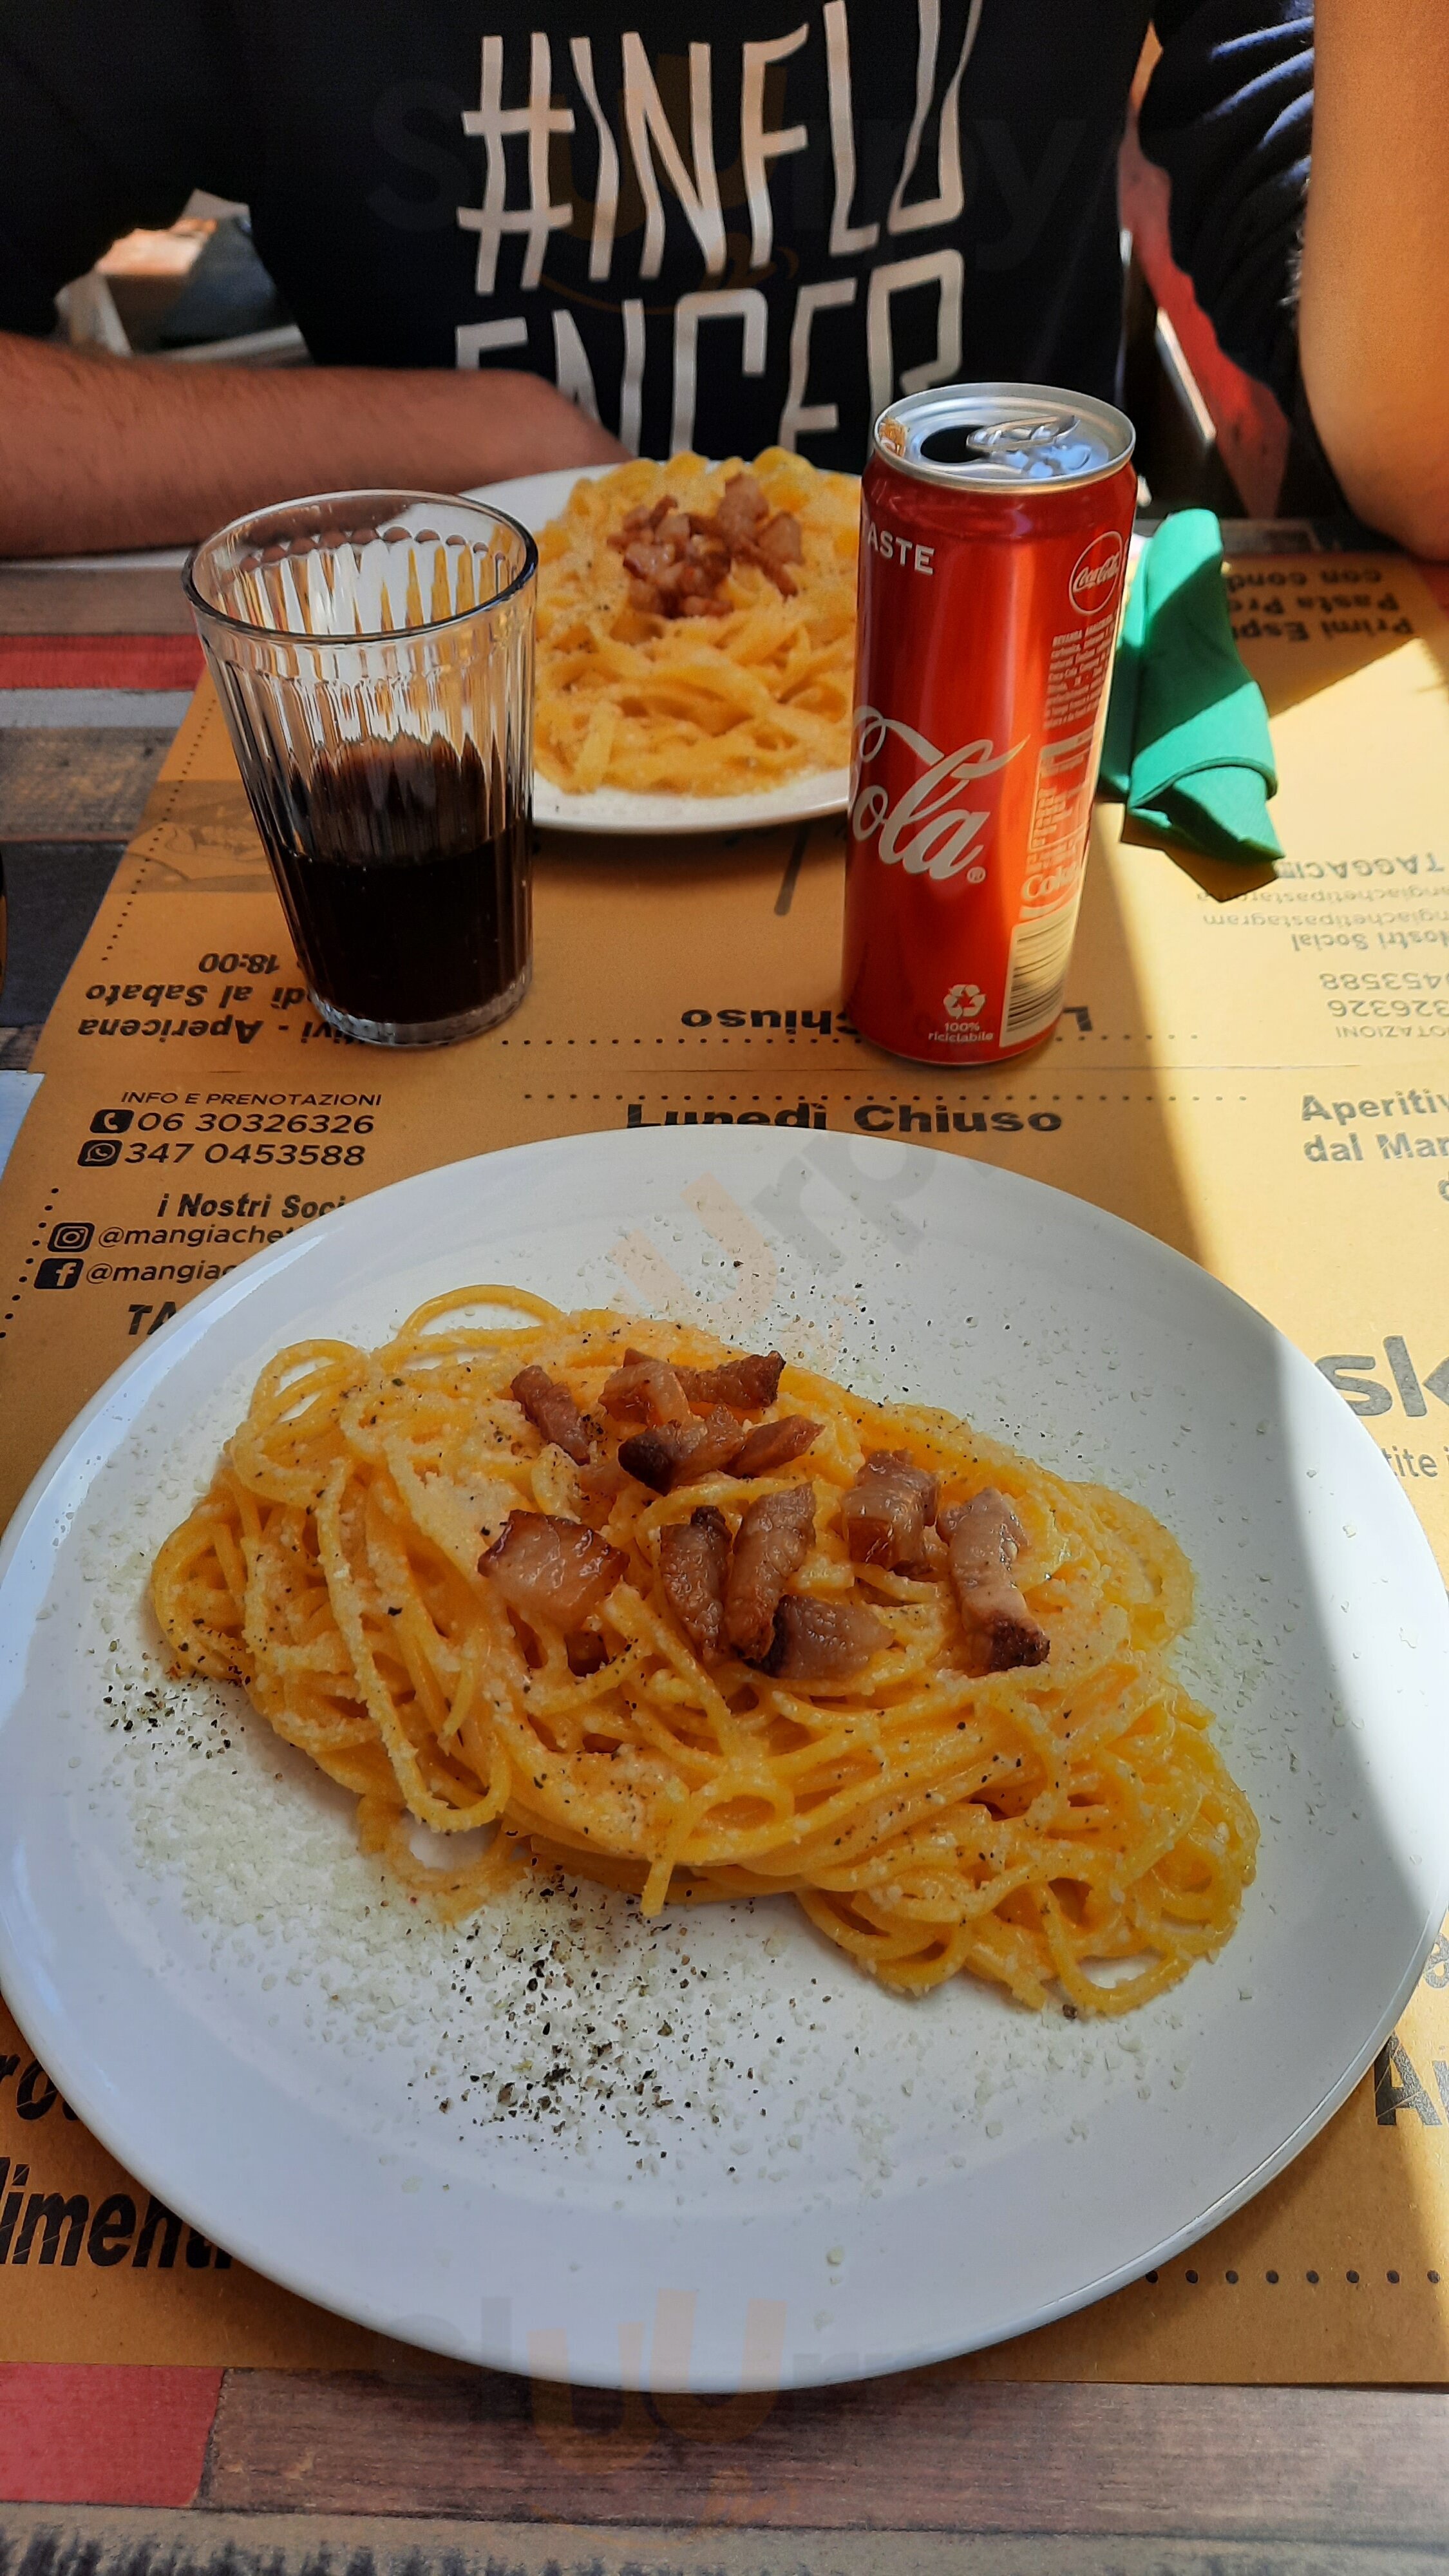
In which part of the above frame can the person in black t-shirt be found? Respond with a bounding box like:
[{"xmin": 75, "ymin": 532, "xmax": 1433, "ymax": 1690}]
[{"xmin": 0, "ymin": 2, "xmax": 1446, "ymax": 554}]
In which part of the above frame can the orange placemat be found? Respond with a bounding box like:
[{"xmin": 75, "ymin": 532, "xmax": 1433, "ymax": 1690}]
[{"xmin": 5, "ymin": 549, "xmax": 1449, "ymax": 2376}]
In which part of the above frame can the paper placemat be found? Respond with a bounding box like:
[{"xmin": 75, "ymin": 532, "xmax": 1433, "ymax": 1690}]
[
  {"xmin": 30, "ymin": 554, "xmax": 1449, "ymax": 1084},
  {"xmin": 4, "ymin": 553, "xmax": 1449, "ymax": 2378}
]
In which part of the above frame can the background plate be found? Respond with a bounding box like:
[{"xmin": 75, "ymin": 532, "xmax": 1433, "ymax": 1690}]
[
  {"xmin": 1, "ymin": 1130, "xmax": 1448, "ymax": 2391},
  {"xmin": 469, "ymin": 466, "xmax": 851, "ymax": 837}
]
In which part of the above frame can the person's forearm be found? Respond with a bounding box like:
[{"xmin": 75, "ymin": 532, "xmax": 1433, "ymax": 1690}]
[
  {"xmin": 0, "ymin": 335, "xmax": 625, "ymax": 556},
  {"xmin": 1299, "ymin": 0, "xmax": 1449, "ymax": 556}
]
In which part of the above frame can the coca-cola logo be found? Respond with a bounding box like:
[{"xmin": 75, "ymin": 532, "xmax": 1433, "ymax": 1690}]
[
  {"xmin": 1068, "ymin": 532, "xmax": 1124, "ymax": 614},
  {"xmin": 850, "ymin": 709, "xmax": 1023, "ymax": 882}
]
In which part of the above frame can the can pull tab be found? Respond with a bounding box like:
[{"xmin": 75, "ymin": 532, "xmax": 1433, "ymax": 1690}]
[
  {"xmin": 918, "ymin": 415, "xmax": 1079, "ymax": 468},
  {"xmin": 971, "ymin": 416, "xmax": 1076, "ymax": 450}
]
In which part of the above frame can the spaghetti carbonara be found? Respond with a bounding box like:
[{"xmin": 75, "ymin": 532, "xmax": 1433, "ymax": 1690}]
[
  {"xmin": 152, "ymin": 1292, "xmax": 1256, "ymax": 2014},
  {"xmin": 534, "ymin": 451, "xmax": 858, "ymax": 797}
]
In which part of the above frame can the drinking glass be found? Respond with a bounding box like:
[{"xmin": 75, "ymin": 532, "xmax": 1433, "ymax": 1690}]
[{"xmin": 186, "ymin": 489, "xmax": 536, "ymax": 1046}]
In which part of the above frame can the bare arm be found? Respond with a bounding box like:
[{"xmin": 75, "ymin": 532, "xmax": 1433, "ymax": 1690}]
[
  {"xmin": 0, "ymin": 334, "xmax": 625, "ymax": 556},
  {"xmin": 1299, "ymin": 0, "xmax": 1449, "ymax": 557}
]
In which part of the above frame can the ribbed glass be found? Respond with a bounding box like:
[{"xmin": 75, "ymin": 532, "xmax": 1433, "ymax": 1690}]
[{"xmin": 186, "ymin": 489, "xmax": 536, "ymax": 1046}]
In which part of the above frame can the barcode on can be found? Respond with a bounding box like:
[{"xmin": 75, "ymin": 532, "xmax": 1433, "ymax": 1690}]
[{"xmin": 1001, "ymin": 900, "xmax": 1080, "ymax": 1046}]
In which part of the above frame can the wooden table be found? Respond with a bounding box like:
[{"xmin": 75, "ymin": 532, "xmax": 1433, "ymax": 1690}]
[{"xmin": 5, "ymin": 542, "xmax": 1449, "ymax": 2575}]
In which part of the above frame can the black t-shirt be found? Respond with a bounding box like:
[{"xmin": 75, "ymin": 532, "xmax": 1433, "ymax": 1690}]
[{"xmin": 0, "ymin": 1, "xmax": 1312, "ymax": 470}]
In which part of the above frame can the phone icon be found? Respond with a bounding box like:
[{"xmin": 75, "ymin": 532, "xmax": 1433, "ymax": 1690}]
[
  {"xmin": 90, "ymin": 1108, "xmax": 133, "ymax": 1135},
  {"xmin": 48, "ymin": 1221, "xmax": 94, "ymax": 1255},
  {"xmin": 35, "ymin": 1256, "xmax": 84, "ymax": 1291}
]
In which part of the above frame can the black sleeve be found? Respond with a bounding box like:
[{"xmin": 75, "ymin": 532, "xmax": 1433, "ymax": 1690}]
[
  {"xmin": 0, "ymin": 1, "xmax": 251, "ymax": 334},
  {"xmin": 1138, "ymin": 0, "xmax": 1313, "ymax": 412}
]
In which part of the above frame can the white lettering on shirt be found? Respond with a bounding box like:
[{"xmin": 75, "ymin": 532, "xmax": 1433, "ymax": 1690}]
[
  {"xmin": 866, "ymin": 247, "xmax": 963, "ymax": 412},
  {"xmin": 887, "ymin": 0, "xmax": 985, "ymax": 237},
  {"xmin": 456, "ymin": 315, "xmax": 529, "ymax": 366},
  {"xmin": 779, "ymin": 276, "xmax": 857, "ymax": 450},
  {"xmin": 823, "ymin": 1, "xmax": 880, "ymax": 256},
  {"xmin": 551, "ymin": 308, "xmax": 601, "ymax": 419},
  {"xmin": 622, "ymin": 33, "xmax": 726, "ymax": 281},
  {"xmin": 619, "ymin": 297, "xmax": 645, "ymax": 452},
  {"xmin": 741, "ymin": 26, "xmax": 810, "ymax": 272},
  {"xmin": 569, "ymin": 35, "xmax": 620, "ymax": 283},
  {"xmin": 546, "ymin": 299, "xmax": 645, "ymax": 450},
  {"xmin": 458, "ymin": 32, "xmax": 574, "ymax": 294},
  {"xmin": 451, "ymin": 18, "xmax": 994, "ymax": 454}
]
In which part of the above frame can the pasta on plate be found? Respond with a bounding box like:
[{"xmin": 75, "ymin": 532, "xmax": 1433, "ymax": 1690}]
[
  {"xmin": 152, "ymin": 1291, "xmax": 1258, "ymax": 2015},
  {"xmin": 533, "ymin": 450, "xmax": 859, "ymax": 797}
]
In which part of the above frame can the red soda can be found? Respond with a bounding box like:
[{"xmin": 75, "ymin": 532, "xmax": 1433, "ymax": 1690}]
[{"xmin": 843, "ymin": 383, "xmax": 1135, "ymax": 1066}]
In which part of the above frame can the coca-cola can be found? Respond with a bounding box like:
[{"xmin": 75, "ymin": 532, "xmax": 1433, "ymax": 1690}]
[{"xmin": 843, "ymin": 383, "xmax": 1135, "ymax": 1066}]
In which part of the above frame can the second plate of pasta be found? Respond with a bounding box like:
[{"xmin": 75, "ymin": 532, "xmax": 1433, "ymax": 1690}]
[{"xmin": 470, "ymin": 461, "xmax": 855, "ymax": 835}]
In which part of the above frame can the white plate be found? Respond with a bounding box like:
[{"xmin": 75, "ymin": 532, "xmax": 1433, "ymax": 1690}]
[
  {"xmin": 2, "ymin": 1130, "xmax": 1447, "ymax": 2392},
  {"xmin": 468, "ymin": 466, "xmax": 851, "ymax": 838}
]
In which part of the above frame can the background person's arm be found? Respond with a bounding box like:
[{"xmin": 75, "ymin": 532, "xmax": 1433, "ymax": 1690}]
[
  {"xmin": 1298, "ymin": 0, "xmax": 1449, "ymax": 558},
  {"xmin": 1138, "ymin": 5, "xmax": 1312, "ymax": 461},
  {"xmin": 0, "ymin": 333, "xmax": 625, "ymax": 556}
]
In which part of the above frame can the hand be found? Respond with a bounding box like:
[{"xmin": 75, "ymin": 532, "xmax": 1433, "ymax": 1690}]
[{"xmin": 464, "ymin": 375, "xmax": 628, "ymax": 482}]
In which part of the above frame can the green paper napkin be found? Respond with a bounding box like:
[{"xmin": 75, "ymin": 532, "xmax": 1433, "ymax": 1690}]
[{"xmin": 1099, "ymin": 508, "xmax": 1282, "ymax": 864}]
